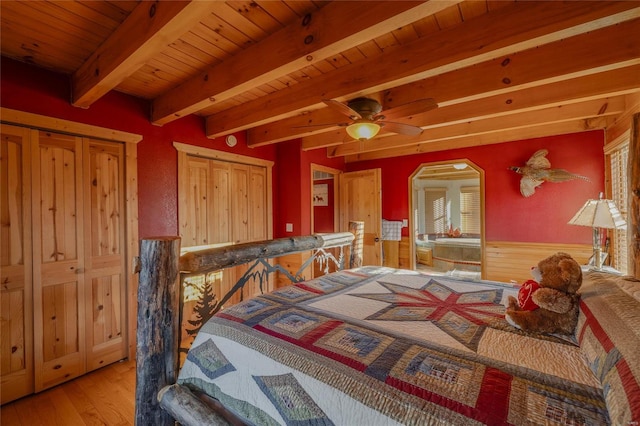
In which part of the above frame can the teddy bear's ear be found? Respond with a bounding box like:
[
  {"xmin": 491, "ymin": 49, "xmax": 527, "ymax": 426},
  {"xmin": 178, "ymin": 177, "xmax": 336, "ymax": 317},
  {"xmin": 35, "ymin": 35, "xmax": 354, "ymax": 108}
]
[
  {"xmin": 559, "ymin": 260, "xmax": 572, "ymax": 283},
  {"xmin": 558, "ymin": 258, "xmax": 582, "ymax": 291}
]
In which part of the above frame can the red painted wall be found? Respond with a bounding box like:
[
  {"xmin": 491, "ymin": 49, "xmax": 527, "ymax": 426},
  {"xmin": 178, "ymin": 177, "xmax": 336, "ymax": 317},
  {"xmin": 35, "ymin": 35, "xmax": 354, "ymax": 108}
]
[
  {"xmin": 313, "ymin": 178, "xmax": 335, "ymax": 233},
  {"xmin": 2, "ymin": 58, "xmax": 605, "ymax": 246},
  {"xmin": 274, "ymin": 139, "xmax": 344, "ymax": 237},
  {"xmin": 1, "ymin": 59, "xmax": 277, "ymax": 238},
  {"xmin": 347, "ymin": 132, "xmax": 604, "ymax": 244}
]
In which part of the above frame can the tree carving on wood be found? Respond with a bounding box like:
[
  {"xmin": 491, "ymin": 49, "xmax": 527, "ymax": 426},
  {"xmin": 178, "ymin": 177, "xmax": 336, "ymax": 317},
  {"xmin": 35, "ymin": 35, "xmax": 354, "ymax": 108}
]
[{"xmin": 185, "ymin": 277, "xmax": 219, "ymax": 341}]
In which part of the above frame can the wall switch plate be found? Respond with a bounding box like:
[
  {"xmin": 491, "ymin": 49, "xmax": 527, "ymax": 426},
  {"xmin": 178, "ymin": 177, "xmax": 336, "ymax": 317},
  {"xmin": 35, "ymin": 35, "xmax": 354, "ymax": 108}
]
[
  {"xmin": 286, "ymin": 223, "xmax": 293, "ymax": 232},
  {"xmin": 402, "ymin": 219, "xmax": 408, "ymax": 227}
]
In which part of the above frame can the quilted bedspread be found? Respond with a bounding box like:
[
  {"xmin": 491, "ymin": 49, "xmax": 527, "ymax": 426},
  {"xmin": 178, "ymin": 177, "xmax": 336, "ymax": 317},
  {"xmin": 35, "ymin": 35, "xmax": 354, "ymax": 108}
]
[{"xmin": 177, "ymin": 267, "xmax": 608, "ymax": 425}]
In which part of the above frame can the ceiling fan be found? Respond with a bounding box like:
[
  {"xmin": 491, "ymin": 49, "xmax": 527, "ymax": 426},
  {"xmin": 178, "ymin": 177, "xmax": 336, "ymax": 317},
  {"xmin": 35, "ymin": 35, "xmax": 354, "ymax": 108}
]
[{"xmin": 313, "ymin": 97, "xmax": 438, "ymax": 141}]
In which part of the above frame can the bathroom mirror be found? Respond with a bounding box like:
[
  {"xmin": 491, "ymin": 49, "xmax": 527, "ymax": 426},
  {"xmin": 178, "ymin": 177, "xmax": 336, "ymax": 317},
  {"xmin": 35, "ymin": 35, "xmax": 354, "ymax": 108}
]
[{"xmin": 409, "ymin": 160, "xmax": 485, "ymax": 279}]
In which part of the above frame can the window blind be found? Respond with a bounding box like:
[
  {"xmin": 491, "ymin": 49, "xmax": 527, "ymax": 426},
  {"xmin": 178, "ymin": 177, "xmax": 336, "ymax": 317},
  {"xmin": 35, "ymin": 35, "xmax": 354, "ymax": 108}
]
[
  {"xmin": 610, "ymin": 143, "xmax": 628, "ymax": 274},
  {"xmin": 425, "ymin": 188, "xmax": 447, "ymax": 234},
  {"xmin": 460, "ymin": 186, "xmax": 480, "ymax": 234}
]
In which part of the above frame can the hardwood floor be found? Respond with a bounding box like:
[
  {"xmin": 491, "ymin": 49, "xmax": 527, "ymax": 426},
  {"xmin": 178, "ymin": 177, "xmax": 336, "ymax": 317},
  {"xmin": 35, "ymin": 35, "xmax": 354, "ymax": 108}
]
[{"xmin": 1, "ymin": 359, "xmax": 136, "ymax": 426}]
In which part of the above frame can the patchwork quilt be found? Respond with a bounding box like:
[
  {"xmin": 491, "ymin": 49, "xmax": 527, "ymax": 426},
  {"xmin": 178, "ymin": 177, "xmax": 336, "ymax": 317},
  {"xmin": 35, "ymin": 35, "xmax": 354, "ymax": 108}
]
[{"xmin": 178, "ymin": 267, "xmax": 608, "ymax": 425}]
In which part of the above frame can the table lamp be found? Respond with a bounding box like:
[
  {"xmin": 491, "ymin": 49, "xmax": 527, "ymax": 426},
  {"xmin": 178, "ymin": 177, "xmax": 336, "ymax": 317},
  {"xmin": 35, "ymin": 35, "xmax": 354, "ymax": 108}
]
[{"xmin": 568, "ymin": 193, "xmax": 626, "ymax": 270}]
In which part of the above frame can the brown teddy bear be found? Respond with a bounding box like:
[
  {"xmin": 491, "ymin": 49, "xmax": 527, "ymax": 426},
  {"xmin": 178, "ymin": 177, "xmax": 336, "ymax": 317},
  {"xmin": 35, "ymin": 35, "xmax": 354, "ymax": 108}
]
[{"xmin": 505, "ymin": 252, "xmax": 582, "ymax": 335}]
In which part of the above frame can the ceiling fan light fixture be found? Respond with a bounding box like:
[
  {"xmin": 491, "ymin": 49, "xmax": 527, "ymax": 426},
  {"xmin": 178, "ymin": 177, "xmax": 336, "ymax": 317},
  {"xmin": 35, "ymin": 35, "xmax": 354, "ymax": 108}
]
[{"xmin": 346, "ymin": 120, "xmax": 381, "ymax": 141}]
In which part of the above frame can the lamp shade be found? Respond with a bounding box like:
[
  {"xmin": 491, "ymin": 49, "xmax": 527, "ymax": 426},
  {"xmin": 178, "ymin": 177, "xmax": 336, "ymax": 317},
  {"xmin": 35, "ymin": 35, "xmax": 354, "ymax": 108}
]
[
  {"xmin": 346, "ymin": 120, "xmax": 380, "ymax": 141},
  {"xmin": 568, "ymin": 198, "xmax": 627, "ymax": 229}
]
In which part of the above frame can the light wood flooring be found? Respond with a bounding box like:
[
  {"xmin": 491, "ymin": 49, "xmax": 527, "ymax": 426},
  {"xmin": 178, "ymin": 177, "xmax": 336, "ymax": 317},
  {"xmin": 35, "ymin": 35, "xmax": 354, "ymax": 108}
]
[{"xmin": 1, "ymin": 359, "xmax": 136, "ymax": 426}]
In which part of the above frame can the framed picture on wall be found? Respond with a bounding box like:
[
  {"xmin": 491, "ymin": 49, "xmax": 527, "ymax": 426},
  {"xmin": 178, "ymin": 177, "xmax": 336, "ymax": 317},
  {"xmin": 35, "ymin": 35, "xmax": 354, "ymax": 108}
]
[{"xmin": 313, "ymin": 184, "xmax": 328, "ymax": 206}]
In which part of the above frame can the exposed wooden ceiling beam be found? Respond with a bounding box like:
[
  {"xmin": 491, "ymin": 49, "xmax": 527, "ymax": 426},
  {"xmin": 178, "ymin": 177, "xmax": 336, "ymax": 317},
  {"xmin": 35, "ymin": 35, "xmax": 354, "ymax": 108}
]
[
  {"xmin": 260, "ymin": 18, "xmax": 640, "ymax": 148},
  {"xmin": 328, "ymin": 97, "xmax": 626, "ymax": 157},
  {"xmin": 150, "ymin": 1, "xmax": 458, "ymax": 125},
  {"xmin": 344, "ymin": 119, "xmax": 617, "ymax": 163},
  {"xmin": 71, "ymin": 1, "xmax": 212, "ymax": 108},
  {"xmin": 323, "ymin": 65, "xmax": 640, "ymax": 157},
  {"xmin": 209, "ymin": 1, "xmax": 639, "ymax": 140}
]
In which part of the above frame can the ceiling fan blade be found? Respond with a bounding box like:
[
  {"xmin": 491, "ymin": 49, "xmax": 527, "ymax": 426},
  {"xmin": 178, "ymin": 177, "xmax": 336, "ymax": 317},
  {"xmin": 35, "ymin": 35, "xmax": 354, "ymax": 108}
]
[
  {"xmin": 380, "ymin": 121, "xmax": 424, "ymax": 136},
  {"xmin": 323, "ymin": 99, "xmax": 362, "ymax": 120},
  {"xmin": 377, "ymin": 98, "xmax": 438, "ymax": 121},
  {"xmin": 292, "ymin": 122, "xmax": 349, "ymax": 129}
]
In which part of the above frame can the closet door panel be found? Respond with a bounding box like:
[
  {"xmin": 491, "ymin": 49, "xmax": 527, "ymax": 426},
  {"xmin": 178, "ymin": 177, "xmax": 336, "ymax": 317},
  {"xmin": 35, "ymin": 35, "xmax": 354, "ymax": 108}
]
[
  {"xmin": 249, "ymin": 166, "xmax": 268, "ymax": 242},
  {"xmin": 85, "ymin": 141, "xmax": 126, "ymax": 371},
  {"xmin": 210, "ymin": 161, "xmax": 232, "ymax": 244},
  {"xmin": 0, "ymin": 124, "xmax": 33, "ymax": 404},
  {"xmin": 33, "ymin": 131, "xmax": 85, "ymax": 391},
  {"xmin": 231, "ymin": 164, "xmax": 250, "ymax": 243},
  {"xmin": 182, "ymin": 157, "xmax": 211, "ymax": 247},
  {"xmin": 40, "ymin": 280, "xmax": 82, "ymax": 389}
]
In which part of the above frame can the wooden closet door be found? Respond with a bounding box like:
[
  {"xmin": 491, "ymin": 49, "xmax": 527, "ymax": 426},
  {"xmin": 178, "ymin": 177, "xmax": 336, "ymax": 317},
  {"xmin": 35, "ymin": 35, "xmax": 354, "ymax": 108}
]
[
  {"xmin": 32, "ymin": 131, "xmax": 85, "ymax": 391},
  {"xmin": 0, "ymin": 124, "xmax": 34, "ymax": 404},
  {"xmin": 84, "ymin": 140, "xmax": 127, "ymax": 371}
]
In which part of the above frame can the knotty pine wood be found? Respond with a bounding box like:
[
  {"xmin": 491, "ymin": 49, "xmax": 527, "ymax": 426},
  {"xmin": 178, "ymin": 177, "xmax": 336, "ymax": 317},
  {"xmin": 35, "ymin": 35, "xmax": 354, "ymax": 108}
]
[
  {"xmin": 0, "ymin": 124, "xmax": 34, "ymax": 404},
  {"xmin": 398, "ymin": 237, "xmax": 592, "ymax": 283},
  {"xmin": 484, "ymin": 241, "xmax": 592, "ymax": 283},
  {"xmin": 383, "ymin": 240, "xmax": 399, "ymax": 268},
  {"xmin": 1, "ymin": 359, "xmax": 136, "ymax": 426},
  {"xmin": 2, "ymin": 116, "xmax": 137, "ymax": 403},
  {"xmin": 339, "ymin": 169, "xmax": 382, "ymax": 266},
  {"xmin": 1, "ymin": 108, "xmax": 140, "ymax": 364}
]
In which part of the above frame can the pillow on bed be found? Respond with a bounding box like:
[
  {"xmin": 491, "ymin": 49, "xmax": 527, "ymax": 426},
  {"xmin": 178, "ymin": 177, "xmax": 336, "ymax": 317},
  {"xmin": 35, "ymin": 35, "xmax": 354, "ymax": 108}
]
[{"xmin": 576, "ymin": 272, "xmax": 640, "ymax": 424}]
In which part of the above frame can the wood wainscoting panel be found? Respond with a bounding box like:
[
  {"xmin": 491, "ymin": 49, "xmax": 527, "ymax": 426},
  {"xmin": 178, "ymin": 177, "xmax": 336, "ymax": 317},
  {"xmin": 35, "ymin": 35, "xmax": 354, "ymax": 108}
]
[
  {"xmin": 399, "ymin": 237, "xmax": 411, "ymax": 269},
  {"xmin": 485, "ymin": 241, "xmax": 592, "ymax": 283},
  {"xmin": 382, "ymin": 240, "xmax": 399, "ymax": 268}
]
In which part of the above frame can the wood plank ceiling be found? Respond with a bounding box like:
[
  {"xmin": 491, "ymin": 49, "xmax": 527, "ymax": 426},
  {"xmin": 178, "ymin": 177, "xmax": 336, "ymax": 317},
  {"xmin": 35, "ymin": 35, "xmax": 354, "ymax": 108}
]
[{"xmin": 1, "ymin": 0, "xmax": 639, "ymax": 162}]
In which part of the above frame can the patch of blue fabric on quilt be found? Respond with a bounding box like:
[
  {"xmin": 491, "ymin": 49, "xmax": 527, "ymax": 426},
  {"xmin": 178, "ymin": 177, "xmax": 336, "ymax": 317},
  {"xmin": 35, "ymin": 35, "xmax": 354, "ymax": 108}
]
[
  {"xmin": 186, "ymin": 338, "xmax": 236, "ymax": 380},
  {"xmin": 253, "ymin": 373, "xmax": 334, "ymax": 426}
]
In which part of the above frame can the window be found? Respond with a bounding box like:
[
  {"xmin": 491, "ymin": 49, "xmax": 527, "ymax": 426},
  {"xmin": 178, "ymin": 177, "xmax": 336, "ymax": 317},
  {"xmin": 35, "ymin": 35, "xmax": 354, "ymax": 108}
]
[
  {"xmin": 609, "ymin": 143, "xmax": 628, "ymax": 274},
  {"xmin": 425, "ymin": 188, "xmax": 447, "ymax": 234},
  {"xmin": 460, "ymin": 186, "xmax": 480, "ymax": 234}
]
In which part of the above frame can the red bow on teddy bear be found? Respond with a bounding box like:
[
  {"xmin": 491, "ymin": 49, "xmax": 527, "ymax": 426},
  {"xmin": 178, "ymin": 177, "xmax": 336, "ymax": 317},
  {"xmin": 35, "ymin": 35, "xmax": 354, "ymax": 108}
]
[{"xmin": 517, "ymin": 279, "xmax": 541, "ymax": 311}]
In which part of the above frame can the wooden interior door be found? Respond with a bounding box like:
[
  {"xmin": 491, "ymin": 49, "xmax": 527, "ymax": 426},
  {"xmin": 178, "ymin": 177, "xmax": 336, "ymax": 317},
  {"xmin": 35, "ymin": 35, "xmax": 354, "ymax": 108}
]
[
  {"xmin": 1, "ymin": 124, "xmax": 34, "ymax": 404},
  {"xmin": 32, "ymin": 131, "xmax": 86, "ymax": 391},
  {"xmin": 84, "ymin": 139, "xmax": 127, "ymax": 371},
  {"xmin": 339, "ymin": 169, "xmax": 382, "ymax": 266}
]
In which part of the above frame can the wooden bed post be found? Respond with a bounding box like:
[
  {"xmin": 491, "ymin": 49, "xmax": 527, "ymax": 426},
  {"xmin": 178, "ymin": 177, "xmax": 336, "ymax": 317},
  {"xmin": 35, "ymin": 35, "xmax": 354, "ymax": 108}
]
[
  {"xmin": 135, "ymin": 237, "xmax": 181, "ymax": 426},
  {"xmin": 349, "ymin": 221, "xmax": 364, "ymax": 268}
]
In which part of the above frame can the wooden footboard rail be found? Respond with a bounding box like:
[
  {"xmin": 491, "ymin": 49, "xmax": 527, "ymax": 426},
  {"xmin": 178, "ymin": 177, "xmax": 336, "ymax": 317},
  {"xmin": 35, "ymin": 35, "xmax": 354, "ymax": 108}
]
[{"xmin": 134, "ymin": 223, "xmax": 363, "ymax": 425}]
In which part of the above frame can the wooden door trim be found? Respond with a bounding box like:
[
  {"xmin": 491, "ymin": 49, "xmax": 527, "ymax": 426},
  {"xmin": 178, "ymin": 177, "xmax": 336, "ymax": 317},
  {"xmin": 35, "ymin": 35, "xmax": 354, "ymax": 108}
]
[
  {"xmin": 174, "ymin": 142, "xmax": 274, "ymax": 168},
  {"xmin": 0, "ymin": 108, "xmax": 142, "ymax": 144}
]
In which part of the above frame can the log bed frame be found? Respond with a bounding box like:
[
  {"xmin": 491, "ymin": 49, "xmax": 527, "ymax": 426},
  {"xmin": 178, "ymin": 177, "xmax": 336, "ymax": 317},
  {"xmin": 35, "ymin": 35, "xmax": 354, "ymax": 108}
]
[
  {"xmin": 134, "ymin": 222, "xmax": 364, "ymax": 425},
  {"xmin": 132, "ymin": 114, "xmax": 640, "ymax": 425}
]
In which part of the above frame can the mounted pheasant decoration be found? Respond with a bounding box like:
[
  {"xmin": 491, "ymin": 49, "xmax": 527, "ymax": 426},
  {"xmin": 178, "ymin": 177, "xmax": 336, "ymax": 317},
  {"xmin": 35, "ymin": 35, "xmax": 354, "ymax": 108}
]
[{"xmin": 509, "ymin": 149, "xmax": 590, "ymax": 197}]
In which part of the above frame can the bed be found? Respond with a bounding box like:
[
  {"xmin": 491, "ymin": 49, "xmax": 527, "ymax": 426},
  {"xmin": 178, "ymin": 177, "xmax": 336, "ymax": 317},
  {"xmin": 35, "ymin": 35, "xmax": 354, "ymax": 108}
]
[{"xmin": 135, "ymin": 231, "xmax": 640, "ymax": 425}]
